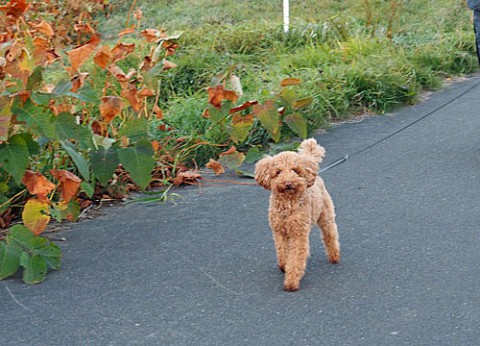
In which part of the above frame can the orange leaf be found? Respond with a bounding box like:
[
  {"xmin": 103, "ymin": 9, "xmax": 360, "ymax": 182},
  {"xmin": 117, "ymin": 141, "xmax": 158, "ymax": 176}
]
[
  {"xmin": 229, "ymin": 100, "xmax": 258, "ymax": 114},
  {"xmin": 100, "ymin": 96, "xmax": 124, "ymax": 123},
  {"xmin": 280, "ymin": 77, "xmax": 302, "ymax": 87},
  {"xmin": 151, "ymin": 140, "xmax": 160, "ymax": 152},
  {"xmin": 206, "ymin": 159, "xmax": 225, "ymax": 176},
  {"xmin": 35, "ymin": 20, "xmax": 55, "ymax": 37},
  {"xmin": 138, "ymin": 88, "xmax": 155, "ymax": 98},
  {"xmin": 221, "ymin": 146, "xmax": 238, "ymax": 157},
  {"xmin": 51, "ymin": 170, "xmax": 81, "ymax": 203},
  {"xmin": 172, "ymin": 171, "xmax": 202, "ymax": 187},
  {"xmin": 0, "ymin": 0, "xmax": 29, "ymax": 18},
  {"xmin": 133, "ymin": 9, "xmax": 143, "ymax": 20},
  {"xmin": 22, "ymin": 170, "xmax": 55, "ymax": 201},
  {"xmin": 94, "ymin": 46, "xmax": 112, "ymax": 68},
  {"xmin": 162, "ymin": 59, "xmax": 177, "ymax": 70},
  {"xmin": 66, "ymin": 34, "xmax": 101, "ymax": 73},
  {"xmin": 153, "ymin": 105, "xmax": 164, "ymax": 119},
  {"xmin": 207, "ymin": 85, "xmax": 238, "ymax": 108},
  {"xmin": 117, "ymin": 27, "xmax": 136, "ymax": 37},
  {"xmin": 111, "ymin": 43, "xmax": 135, "ymax": 63},
  {"xmin": 121, "ymin": 83, "xmax": 142, "ymax": 113},
  {"xmin": 141, "ymin": 29, "xmax": 161, "ymax": 43},
  {"xmin": 71, "ymin": 72, "xmax": 89, "ymax": 93}
]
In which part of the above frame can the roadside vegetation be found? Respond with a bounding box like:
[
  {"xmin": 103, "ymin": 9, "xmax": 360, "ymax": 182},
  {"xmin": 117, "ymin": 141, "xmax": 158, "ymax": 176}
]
[{"xmin": 0, "ymin": 0, "xmax": 477, "ymax": 283}]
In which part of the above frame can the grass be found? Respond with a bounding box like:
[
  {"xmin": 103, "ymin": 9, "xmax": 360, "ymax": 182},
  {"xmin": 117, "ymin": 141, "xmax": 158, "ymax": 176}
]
[{"xmin": 99, "ymin": 0, "xmax": 478, "ymax": 164}]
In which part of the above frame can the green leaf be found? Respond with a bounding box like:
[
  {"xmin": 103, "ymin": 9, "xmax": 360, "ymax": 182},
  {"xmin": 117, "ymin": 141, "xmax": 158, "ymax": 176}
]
[
  {"xmin": 208, "ymin": 102, "xmax": 232, "ymax": 124},
  {"xmin": 53, "ymin": 80, "xmax": 72, "ymax": 96},
  {"xmin": 20, "ymin": 252, "xmax": 47, "ymax": 284},
  {"xmin": 55, "ymin": 112, "xmax": 94, "ymax": 149},
  {"xmin": 234, "ymin": 168, "xmax": 255, "ymax": 178},
  {"xmin": 118, "ymin": 117, "xmax": 149, "ymax": 143},
  {"xmin": 14, "ymin": 104, "xmax": 55, "ymax": 138},
  {"xmin": 229, "ymin": 114, "xmax": 254, "ymax": 143},
  {"xmin": 66, "ymin": 85, "xmax": 98, "ymax": 103},
  {"xmin": 6, "ymin": 225, "xmax": 35, "ymax": 250},
  {"xmin": 30, "ymin": 92, "xmax": 54, "ymax": 105},
  {"xmin": 253, "ymin": 100, "xmax": 280, "ymax": 142},
  {"xmin": 284, "ymin": 112, "xmax": 308, "ymax": 139},
  {"xmin": 50, "ymin": 200, "xmax": 80, "ymax": 223},
  {"xmin": 31, "ymin": 237, "xmax": 61, "ymax": 271},
  {"xmin": 218, "ymin": 151, "xmax": 245, "ymax": 169},
  {"xmin": 60, "ymin": 140, "xmax": 90, "ymax": 181},
  {"xmin": 117, "ymin": 140, "xmax": 155, "ymax": 190},
  {"xmin": 90, "ymin": 147, "xmax": 119, "ymax": 186},
  {"xmin": 26, "ymin": 66, "xmax": 44, "ymax": 91},
  {"xmin": 0, "ymin": 134, "xmax": 30, "ymax": 184},
  {"xmin": 80, "ymin": 181, "xmax": 94, "ymax": 198},
  {"xmin": 244, "ymin": 146, "xmax": 265, "ymax": 163},
  {"xmin": 21, "ymin": 133, "xmax": 40, "ymax": 156},
  {"xmin": 0, "ymin": 242, "xmax": 21, "ymax": 280},
  {"xmin": 280, "ymin": 88, "xmax": 298, "ymax": 106}
]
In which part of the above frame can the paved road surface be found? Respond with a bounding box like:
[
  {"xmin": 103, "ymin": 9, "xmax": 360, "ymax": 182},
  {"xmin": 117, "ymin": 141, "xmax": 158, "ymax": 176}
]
[{"xmin": 2, "ymin": 77, "xmax": 480, "ymax": 345}]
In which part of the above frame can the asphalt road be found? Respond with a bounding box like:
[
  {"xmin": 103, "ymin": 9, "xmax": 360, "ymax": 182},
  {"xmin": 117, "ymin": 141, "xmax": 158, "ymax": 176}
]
[{"xmin": 2, "ymin": 77, "xmax": 480, "ymax": 346}]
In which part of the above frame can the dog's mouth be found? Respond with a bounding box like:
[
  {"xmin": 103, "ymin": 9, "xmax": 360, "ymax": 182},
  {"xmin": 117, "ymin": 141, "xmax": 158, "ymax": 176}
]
[{"xmin": 280, "ymin": 184, "xmax": 297, "ymax": 194}]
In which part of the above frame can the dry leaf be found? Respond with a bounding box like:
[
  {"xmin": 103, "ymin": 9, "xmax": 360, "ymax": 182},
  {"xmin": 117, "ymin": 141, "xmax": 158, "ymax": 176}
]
[
  {"xmin": 141, "ymin": 29, "xmax": 161, "ymax": 43},
  {"xmin": 22, "ymin": 170, "xmax": 55, "ymax": 201},
  {"xmin": 51, "ymin": 170, "xmax": 81, "ymax": 203},
  {"xmin": 111, "ymin": 43, "xmax": 135, "ymax": 63},
  {"xmin": 207, "ymin": 85, "xmax": 238, "ymax": 108},
  {"xmin": 206, "ymin": 159, "xmax": 225, "ymax": 176},
  {"xmin": 66, "ymin": 34, "xmax": 101, "ymax": 72},
  {"xmin": 35, "ymin": 20, "xmax": 55, "ymax": 37},
  {"xmin": 172, "ymin": 171, "xmax": 202, "ymax": 187},
  {"xmin": 162, "ymin": 59, "xmax": 177, "ymax": 70},
  {"xmin": 94, "ymin": 46, "xmax": 112, "ymax": 68},
  {"xmin": 117, "ymin": 27, "xmax": 136, "ymax": 37},
  {"xmin": 100, "ymin": 96, "xmax": 124, "ymax": 123}
]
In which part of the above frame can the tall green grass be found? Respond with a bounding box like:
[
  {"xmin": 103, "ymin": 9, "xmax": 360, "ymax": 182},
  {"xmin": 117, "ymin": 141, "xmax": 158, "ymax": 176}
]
[{"xmin": 100, "ymin": 0, "xmax": 478, "ymax": 163}]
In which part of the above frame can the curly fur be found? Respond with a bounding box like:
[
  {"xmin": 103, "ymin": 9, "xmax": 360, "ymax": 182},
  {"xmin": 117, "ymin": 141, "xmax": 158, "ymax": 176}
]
[{"xmin": 255, "ymin": 138, "xmax": 340, "ymax": 291}]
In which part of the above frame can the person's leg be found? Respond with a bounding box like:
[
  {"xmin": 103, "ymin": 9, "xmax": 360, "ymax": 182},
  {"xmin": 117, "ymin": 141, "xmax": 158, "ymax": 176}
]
[{"xmin": 474, "ymin": 10, "xmax": 480, "ymax": 65}]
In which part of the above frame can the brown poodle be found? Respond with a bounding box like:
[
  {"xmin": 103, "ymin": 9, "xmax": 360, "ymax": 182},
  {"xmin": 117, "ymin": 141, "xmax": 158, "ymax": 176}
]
[{"xmin": 255, "ymin": 138, "xmax": 340, "ymax": 291}]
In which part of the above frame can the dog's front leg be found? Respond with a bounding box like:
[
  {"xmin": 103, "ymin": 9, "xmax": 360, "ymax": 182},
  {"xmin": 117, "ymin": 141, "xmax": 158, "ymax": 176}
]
[
  {"xmin": 283, "ymin": 230, "xmax": 310, "ymax": 291},
  {"xmin": 273, "ymin": 231, "xmax": 288, "ymax": 272}
]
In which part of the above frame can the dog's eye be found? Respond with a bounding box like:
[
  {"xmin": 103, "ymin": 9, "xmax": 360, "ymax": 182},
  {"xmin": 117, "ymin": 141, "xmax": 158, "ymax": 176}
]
[
  {"xmin": 292, "ymin": 168, "xmax": 300, "ymax": 175},
  {"xmin": 275, "ymin": 169, "xmax": 282, "ymax": 176}
]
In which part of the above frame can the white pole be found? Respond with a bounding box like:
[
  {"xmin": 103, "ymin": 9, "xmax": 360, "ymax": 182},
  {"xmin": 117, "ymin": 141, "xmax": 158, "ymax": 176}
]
[{"xmin": 283, "ymin": 0, "xmax": 289, "ymax": 33}]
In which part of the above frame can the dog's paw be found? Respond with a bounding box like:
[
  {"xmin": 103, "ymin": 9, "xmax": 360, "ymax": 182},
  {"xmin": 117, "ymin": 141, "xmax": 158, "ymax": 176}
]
[
  {"xmin": 278, "ymin": 264, "xmax": 285, "ymax": 272},
  {"xmin": 283, "ymin": 283, "xmax": 300, "ymax": 292},
  {"xmin": 327, "ymin": 249, "xmax": 340, "ymax": 264}
]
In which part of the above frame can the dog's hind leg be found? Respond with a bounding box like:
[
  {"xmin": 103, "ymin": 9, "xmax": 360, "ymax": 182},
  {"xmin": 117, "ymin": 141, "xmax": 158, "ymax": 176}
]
[{"xmin": 317, "ymin": 192, "xmax": 340, "ymax": 264}]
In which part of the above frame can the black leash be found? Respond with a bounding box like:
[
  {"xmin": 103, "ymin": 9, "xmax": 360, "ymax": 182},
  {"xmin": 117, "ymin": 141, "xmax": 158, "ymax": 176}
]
[{"xmin": 319, "ymin": 77, "xmax": 480, "ymax": 173}]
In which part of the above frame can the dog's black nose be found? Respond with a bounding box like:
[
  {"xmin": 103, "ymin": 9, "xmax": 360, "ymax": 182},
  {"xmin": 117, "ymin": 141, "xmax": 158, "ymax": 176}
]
[{"xmin": 285, "ymin": 182, "xmax": 294, "ymax": 189}]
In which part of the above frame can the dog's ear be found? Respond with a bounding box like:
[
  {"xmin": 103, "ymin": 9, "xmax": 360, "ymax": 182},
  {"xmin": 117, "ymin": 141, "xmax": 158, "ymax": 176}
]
[
  {"xmin": 254, "ymin": 156, "xmax": 273, "ymax": 190},
  {"xmin": 301, "ymin": 158, "xmax": 319, "ymax": 188}
]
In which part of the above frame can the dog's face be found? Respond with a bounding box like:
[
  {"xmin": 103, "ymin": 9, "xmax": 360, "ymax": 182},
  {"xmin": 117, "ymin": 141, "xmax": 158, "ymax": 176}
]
[{"xmin": 255, "ymin": 152, "xmax": 318, "ymax": 195}]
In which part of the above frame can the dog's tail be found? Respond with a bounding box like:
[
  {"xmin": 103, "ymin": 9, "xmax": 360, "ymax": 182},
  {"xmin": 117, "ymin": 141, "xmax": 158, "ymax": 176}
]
[{"xmin": 298, "ymin": 138, "xmax": 325, "ymax": 164}]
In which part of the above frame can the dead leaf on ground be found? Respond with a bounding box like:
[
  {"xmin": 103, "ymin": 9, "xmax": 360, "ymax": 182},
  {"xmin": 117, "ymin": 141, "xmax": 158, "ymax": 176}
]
[
  {"xmin": 206, "ymin": 159, "xmax": 225, "ymax": 176},
  {"xmin": 172, "ymin": 171, "xmax": 202, "ymax": 186}
]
